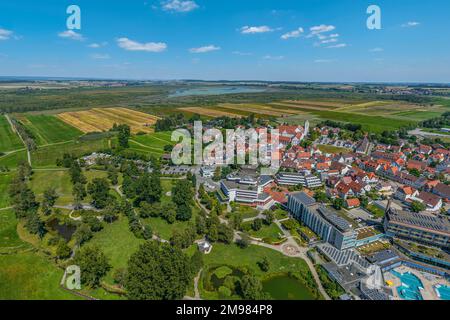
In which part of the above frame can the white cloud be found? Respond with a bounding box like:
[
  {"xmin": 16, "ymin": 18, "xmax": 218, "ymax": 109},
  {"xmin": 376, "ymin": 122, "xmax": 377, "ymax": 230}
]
[
  {"xmin": 320, "ymin": 38, "xmax": 338, "ymax": 44},
  {"xmin": 0, "ymin": 28, "xmax": 13, "ymax": 40},
  {"xmin": 309, "ymin": 24, "xmax": 336, "ymax": 36},
  {"xmin": 90, "ymin": 53, "xmax": 110, "ymax": 60},
  {"xmin": 162, "ymin": 0, "xmax": 199, "ymax": 13},
  {"xmin": 314, "ymin": 59, "xmax": 335, "ymax": 63},
  {"xmin": 369, "ymin": 47, "xmax": 384, "ymax": 52},
  {"xmin": 232, "ymin": 51, "xmax": 252, "ymax": 56},
  {"xmin": 402, "ymin": 21, "xmax": 420, "ymax": 28},
  {"xmin": 281, "ymin": 27, "xmax": 304, "ymax": 40},
  {"xmin": 263, "ymin": 55, "xmax": 284, "ymax": 60},
  {"xmin": 326, "ymin": 43, "xmax": 347, "ymax": 49},
  {"xmin": 240, "ymin": 26, "xmax": 274, "ymax": 34},
  {"xmin": 117, "ymin": 38, "xmax": 167, "ymax": 52},
  {"xmin": 88, "ymin": 42, "xmax": 108, "ymax": 48},
  {"xmin": 58, "ymin": 30, "xmax": 85, "ymax": 41},
  {"xmin": 189, "ymin": 45, "xmax": 221, "ymax": 53}
]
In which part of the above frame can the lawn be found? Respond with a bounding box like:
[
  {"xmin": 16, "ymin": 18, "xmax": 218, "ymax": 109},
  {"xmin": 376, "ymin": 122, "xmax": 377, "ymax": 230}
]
[
  {"xmin": 131, "ymin": 131, "xmax": 174, "ymax": 150},
  {"xmin": 28, "ymin": 170, "xmax": 73, "ymax": 205},
  {"xmin": 0, "ymin": 150, "xmax": 27, "ymax": 169},
  {"xmin": 89, "ymin": 216, "xmax": 145, "ymax": 285},
  {"xmin": 0, "ymin": 173, "xmax": 12, "ymax": 208},
  {"xmin": 25, "ymin": 115, "xmax": 83, "ymax": 145},
  {"xmin": 31, "ymin": 138, "xmax": 111, "ymax": 168},
  {"xmin": 0, "ymin": 209, "xmax": 32, "ymax": 253},
  {"xmin": 0, "ymin": 115, "xmax": 23, "ymax": 153},
  {"xmin": 316, "ymin": 144, "xmax": 352, "ymax": 154},
  {"xmin": 244, "ymin": 222, "xmax": 284, "ymax": 242}
]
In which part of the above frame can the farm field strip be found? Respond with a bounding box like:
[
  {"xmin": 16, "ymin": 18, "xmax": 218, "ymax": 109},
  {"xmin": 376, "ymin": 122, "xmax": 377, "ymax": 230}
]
[
  {"xmin": 58, "ymin": 108, "xmax": 159, "ymax": 134},
  {"xmin": 25, "ymin": 115, "xmax": 83, "ymax": 145},
  {"xmin": 270, "ymin": 102, "xmax": 340, "ymax": 111},
  {"xmin": 0, "ymin": 115, "xmax": 23, "ymax": 153},
  {"xmin": 179, "ymin": 107, "xmax": 242, "ymax": 118},
  {"xmin": 280, "ymin": 100, "xmax": 348, "ymax": 108},
  {"xmin": 219, "ymin": 103, "xmax": 301, "ymax": 117}
]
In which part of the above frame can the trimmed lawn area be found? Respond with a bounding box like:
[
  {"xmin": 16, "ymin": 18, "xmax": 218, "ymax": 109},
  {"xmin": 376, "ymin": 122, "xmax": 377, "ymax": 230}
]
[
  {"xmin": 29, "ymin": 170, "xmax": 73, "ymax": 206},
  {"xmin": 31, "ymin": 138, "xmax": 111, "ymax": 168},
  {"xmin": 0, "ymin": 173, "xmax": 12, "ymax": 208},
  {"xmin": 89, "ymin": 216, "xmax": 145, "ymax": 285},
  {"xmin": 0, "ymin": 115, "xmax": 23, "ymax": 153},
  {"xmin": 0, "ymin": 150, "xmax": 27, "ymax": 169},
  {"xmin": 0, "ymin": 252, "xmax": 80, "ymax": 300},
  {"xmin": 316, "ymin": 144, "xmax": 352, "ymax": 154},
  {"xmin": 0, "ymin": 209, "xmax": 32, "ymax": 253},
  {"xmin": 243, "ymin": 222, "xmax": 284, "ymax": 243}
]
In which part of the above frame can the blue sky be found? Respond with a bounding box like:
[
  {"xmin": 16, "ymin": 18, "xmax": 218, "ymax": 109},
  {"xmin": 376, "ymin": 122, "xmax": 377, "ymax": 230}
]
[{"xmin": 0, "ymin": 0, "xmax": 449, "ymax": 82}]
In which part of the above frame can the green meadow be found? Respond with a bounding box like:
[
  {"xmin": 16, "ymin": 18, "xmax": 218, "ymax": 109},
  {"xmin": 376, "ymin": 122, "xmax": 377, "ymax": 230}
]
[
  {"xmin": 0, "ymin": 115, "xmax": 23, "ymax": 153},
  {"xmin": 24, "ymin": 115, "xmax": 83, "ymax": 145}
]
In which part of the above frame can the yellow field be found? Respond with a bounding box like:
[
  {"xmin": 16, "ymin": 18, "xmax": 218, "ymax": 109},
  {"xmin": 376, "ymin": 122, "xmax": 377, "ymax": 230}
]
[
  {"xmin": 179, "ymin": 107, "xmax": 242, "ymax": 118},
  {"xmin": 270, "ymin": 102, "xmax": 339, "ymax": 111},
  {"xmin": 57, "ymin": 107, "xmax": 160, "ymax": 134},
  {"xmin": 281, "ymin": 100, "xmax": 346, "ymax": 108}
]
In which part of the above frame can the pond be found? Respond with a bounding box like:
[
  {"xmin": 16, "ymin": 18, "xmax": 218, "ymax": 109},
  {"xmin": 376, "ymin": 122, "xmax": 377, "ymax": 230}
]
[
  {"xmin": 262, "ymin": 275, "xmax": 316, "ymax": 300},
  {"xmin": 47, "ymin": 218, "xmax": 76, "ymax": 242},
  {"xmin": 169, "ymin": 86, "xmax": 266, "ymax": 98}
]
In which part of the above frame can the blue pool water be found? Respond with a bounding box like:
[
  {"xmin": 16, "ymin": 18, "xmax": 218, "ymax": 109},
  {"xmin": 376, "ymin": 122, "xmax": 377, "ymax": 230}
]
[
  {"xmin": 435, "ymin": 285, "xmax": 450, "ymax": 300},
  {"xmin": 391, "ymin": 270, "xmax": 424, "ymax": 300}
]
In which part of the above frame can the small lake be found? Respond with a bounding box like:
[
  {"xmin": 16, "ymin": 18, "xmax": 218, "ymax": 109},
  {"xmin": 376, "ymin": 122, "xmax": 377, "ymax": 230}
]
[
  {"xmin": 169, "ymin": 86, "xmax": 266, "ymax": 98},
  {"xmin": 262, "ymin": 275, "xmax": 315, "ymax": 300},
  {"xmin": 47, "ymin": 218, "xmax": 76, "ymax": 242}
]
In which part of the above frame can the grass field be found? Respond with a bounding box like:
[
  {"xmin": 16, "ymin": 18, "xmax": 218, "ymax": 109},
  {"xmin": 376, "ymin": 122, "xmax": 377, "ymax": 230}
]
[
  {"xmin": 23, "ymin": 115, "xmax": 83, "ymax": 145},
  {"xmin": 179, "ymin": 107, "xmax": 242, "ymax": 118},
  {"xmin": 0, "ymin": 150, "xmax": 27, "ymax": 169},
  {"xmin": 316, "ymin": 144, "xmax": 352, "ymax": 154},
  {"xmin": 0, "ymin": 173, "xmax": 13, "ymax": 208},
  {"xmin": 129, "ymin": 131, "xmax": 174, "ymax": 157},
  {"xmin": 0, "ymin": 115, "xmax": 23, "ymax": 153},
  {"xmin": 31, "ymin": 138, "xmax": 111, "ymax": 168},
  {"xmin": 58, "ymin": 107, "xmax": 159, "ymax": 134},
  {"xmin": 90, "ymin": 216, "xmax": 145, "ymax": 285}
]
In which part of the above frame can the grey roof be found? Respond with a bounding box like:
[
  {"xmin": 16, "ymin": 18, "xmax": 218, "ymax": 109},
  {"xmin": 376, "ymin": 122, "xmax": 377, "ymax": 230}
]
[
  {"xmin": 317, "ymin": 244, "xmax": 370, "ymax": 269},
  {"xmin": 366, "ymin": 250, "xmax": 399, "ymax": 264},
  {"xmin": 290, "ymin": 192, "xmax": 316, "ymax": 206},
  {"xmin": 387, "ymin": 208, "xmax": 450, "ymax": 236},
  {"xmin": 318, "ymin": 206, "xmax": 352, "ymax": 232}
]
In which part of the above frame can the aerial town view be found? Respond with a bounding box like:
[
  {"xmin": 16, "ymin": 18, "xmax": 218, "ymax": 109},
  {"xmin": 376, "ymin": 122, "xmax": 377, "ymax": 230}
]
[{"xmin": 0, "ymin": 0, "xmax": 449, "ymax": 310}]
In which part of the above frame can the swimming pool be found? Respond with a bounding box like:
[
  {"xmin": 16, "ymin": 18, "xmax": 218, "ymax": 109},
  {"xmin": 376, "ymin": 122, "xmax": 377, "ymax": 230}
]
[
  {"xmin": 391, "ymin": 270, "xmax": 424, "ymax": 300},
  {"xmin": 435, "ymin": 285, "xmax": 450, "ymax": 300}
]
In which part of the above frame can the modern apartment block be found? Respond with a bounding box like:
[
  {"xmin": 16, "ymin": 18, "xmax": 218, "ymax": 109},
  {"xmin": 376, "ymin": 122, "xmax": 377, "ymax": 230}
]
[
  {"xmin": 384, "ymin": 207, "xmax": 450, "ymax": 249},
  {"xmin": 287, "ymin": 192, "xmax": 358, "ymax": 250},
  {"xmin": 276, "ymin": 172, "xmax": 323, "ymax": 188}
]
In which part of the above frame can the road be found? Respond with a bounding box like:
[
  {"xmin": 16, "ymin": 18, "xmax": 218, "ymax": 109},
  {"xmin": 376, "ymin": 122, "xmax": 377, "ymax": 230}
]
[{"xmin": 408, "ymin": 128, "xmax": 450, "ymax": 139}]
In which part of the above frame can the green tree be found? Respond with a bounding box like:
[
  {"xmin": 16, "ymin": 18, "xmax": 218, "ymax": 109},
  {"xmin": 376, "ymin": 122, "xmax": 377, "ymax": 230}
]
[
  {"xmin": 239, "ymin": 274, "xmax": 265, "ymax": 300},
  {"xmin": 258, "ymin": 257, "xmax": 270, "ymax": 272},
  {"xmin": 25, "ymin": 214, "xmax": 46, "ymax": 238},
  {"xmin": 218, "ymin": 223, "xmax": 234, "ymax": 244},
  {"xmin": 251, "ymin": 218, "xmax": 263, "ymax": 231},
  {"xmin": 411, "ymin": 200, "xmax": 426, "ymax": 213},
  {"xmin": 117, "ymin": 124, "xmax": 131, "ymax": 149},
  {"xmin": 126, "ymin": 241, "xmax": 192, "ymax": 300},
  {"xmin": 41, "ymin": 187, "xmax": 58, "ymax": 215},
  {"xmin": 56, "ymin": 240, "xmax": 72, "ymax": 259},
  {"xmin": 87, "ymin": 178, "xmax": 111, "ymax": 209},
  {"xmin": 73, "ymin": 223, "xmax": 93, "ymax": 245},
  {"xmin": 73, "ymin": 245, "xmax": 111, "ymax": 288}
]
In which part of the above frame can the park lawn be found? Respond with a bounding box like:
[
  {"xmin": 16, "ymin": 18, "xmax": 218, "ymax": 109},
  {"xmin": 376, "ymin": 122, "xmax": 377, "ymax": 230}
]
[
  {"xmin": 0, "ymin": 209, "xmax": 32, "ymax": 253},
  {"xmin": 31, "ymin": 138, "xmax": 111, "ymax": 168},
  {"xmin": 0, "ymin": 251, "xmax": 81, "ymax": 300},
  {"xmin": 234, "ymin": 205, "xmax": 259, "ymax": 219},
  {"xmin": 245, "ymin": 222, "xmax": 284, "ymax": 242},
  {"xmin": 0, "ymin": 150, "xmax": 27, "ymax": 169},
  {"xmin": 0, "ymin": 173, "xmax": 13, "ymax": 208},
  {"xmin": 89, "ymin": 216, "xmax": 145, "ymax": 285},
  {"xmin": 28, "ymin": 170, "xmax": 73, "ymax": 205},
  {"xmin": 203, "ymin": 243, "xmax": 310, "ymax": 277},
  {"xmin": 131, "ymin": 131, "xmax": 174, "ymax": 149},
  {"xmin": 25, "ymin": 115, "xmax": 83, "ymax": 145},
  {"xmin": 316, "ymin": 144, "xmax": 352, "ymax": 154},
  {"xmin": 0, "ymin": 115, "xmax": 23, "ymax": 153}
]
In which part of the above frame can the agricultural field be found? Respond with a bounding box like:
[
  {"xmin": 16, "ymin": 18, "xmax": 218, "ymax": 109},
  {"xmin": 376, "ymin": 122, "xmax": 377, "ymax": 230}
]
[
  {"xmin": 0, "ymin": 173, "xmax": 13, "ymax": 208},
  {"xmin": 31, "ymin": 138, "xmax": 112, "ymax": 168},
  {"xmin": 0, "ymin": 150, "xmax": 28, "ymax": 169},
  {"xmin": 57, "ymin": 107, "xmax": 160, "ymax": 134},
  {"xmin": 0, "ymin": 115, "xmax": 23, "ymax": 153},
  {"xmin": 129, "ymin": 131, "xmax": 174, "ymax": 157},
  {"xmin": 18, "ymin": 115, "xmax": 83, "ymax": 145},
  {"xmin": 178, "ymin": 107, "xmax": 242, "ymax": 118}
]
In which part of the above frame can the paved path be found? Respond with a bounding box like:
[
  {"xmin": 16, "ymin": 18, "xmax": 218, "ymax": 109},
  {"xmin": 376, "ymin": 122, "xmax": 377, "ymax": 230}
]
[{"xmin": 0, "ymin": 206, "xmax": 13, "ymax": 212}]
